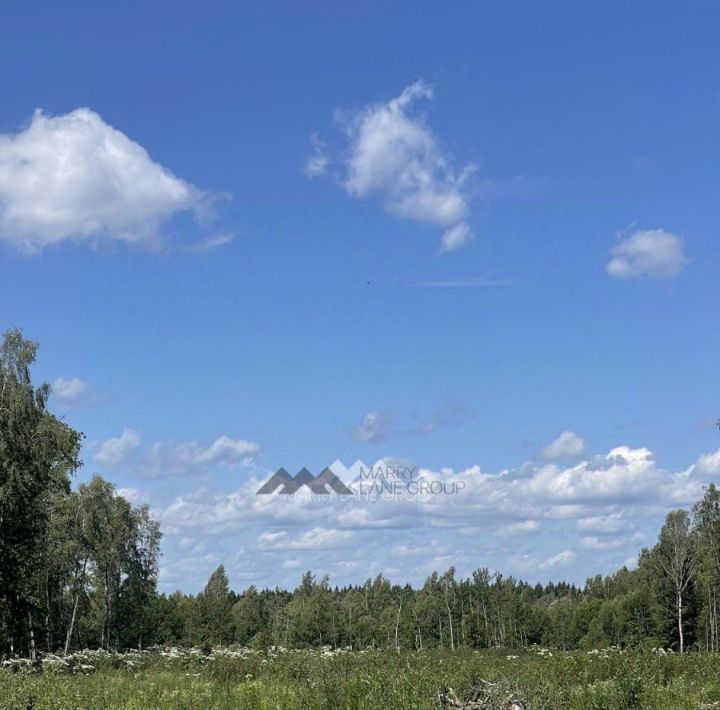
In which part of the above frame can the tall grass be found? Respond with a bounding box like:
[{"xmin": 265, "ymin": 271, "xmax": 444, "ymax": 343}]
[{"xmin": 2, "ymin": 647, "xmax": 720, "ymax": 709}]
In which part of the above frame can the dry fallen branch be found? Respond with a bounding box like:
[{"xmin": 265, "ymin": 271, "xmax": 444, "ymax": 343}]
[{"xmin": 437, "ymin": 680, "xmax": 526, "ymax": 709}]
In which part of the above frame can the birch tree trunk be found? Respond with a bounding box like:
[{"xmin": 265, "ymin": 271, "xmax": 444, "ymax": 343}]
[{"xmin": 64, "ymin": 557, "xmax": 87, "ymax": 656}]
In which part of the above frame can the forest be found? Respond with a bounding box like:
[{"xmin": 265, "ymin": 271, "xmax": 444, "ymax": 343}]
[{"xmin": 1, "ymin": 328, "xmax": 718, "ymax": 659}]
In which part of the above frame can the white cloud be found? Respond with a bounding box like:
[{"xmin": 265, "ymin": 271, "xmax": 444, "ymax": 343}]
[
  {"xmin": 159, "ymin": 552, "xmax": 222, "ymax": 586},
  {"xmin": 155, "ymin": 443, "xmax": 720, "ymax": 591},
  {"xmin": 539, "ymin": 550, "xmax": 576, "ymax": 570},
  {"xmin": 392, "ymin": 539, "xmax": 448, "ymax": 557},
  {"xmin": 528, "ymin": 446, "xmax": 664, "ymax": 502},
  {"xmin": 352, "ymin": 405, "xmax": 469, "ymax": 443},
  {"xmin": 0, "ymin": 108, "xmax": 206, "ymax": 253},
  {"xmin": 352, "ymin": 410, "xmax": 394, "ymax": 443},
  {"xmin": 257, "ymin": 528, "xmax": 354, "ymax": 551},
  {"xmin": 192, "ymin": 436, "xmax": 260, "ymax": 467},
  {"xmin": 417, "ymin": 275, "xmax": 513, "ymax": 288},
  {"xmin": 687, "ymin": 450, "xmax": 720, "ymax": 478},
  {"xmin": 579, "ymin": 536, "xmax": 624, "ymax": 551},
  {"xmin": 95, "ymin": 428, "xmax": 141, "ymax": 465},
  {"xmin": 495, "ymin": 520, "xmax": 540, "ymax": 536},
  {"xmin": 178, "ymin": 537, "xmax": 207, "ymax": 554},
  {"xmin": 93, "ymin": 430, "xmax": 260, "ymax": 476},
  {"xmin": 183, "ymin": 233, "xmax": 234, "ymax": 254},
  {"xmin": 312, "ymin": 81, "xmax": 474, "ymax": 252},
  {"xmin": 51, "ymin": 376, "xmax": 99, "ymax": 407},
  {"xmin": 607, "ymin": 229, "xmax": 687, "ymax": 279},
  {"xmin": 542, "ymin": 431, "xmax": 586, "ymax": 460},
  {"xmin": 116, "ymin": 487, "xmax": 141, "ymax": 504},
  {"xmin": 440, "ymin": 222, "xmax": 473, "ymax": 253},
  {"xmin": 577, "ymin": 513, "xmax": 626, "ymax": 534},
  {"xmin": 417, "ymin": 404, "xmax": 470, "ymax": 435},
  {"xmin": 161, "ymin": 445, "xmax": 717, "ymax": 537},
  {"xmin": 623, "ymin": 555, "xmax": 639, "ymax": 571},
  {"xmin": 303, "ymin": 134, "xmax": 329, "ymax": 177}
]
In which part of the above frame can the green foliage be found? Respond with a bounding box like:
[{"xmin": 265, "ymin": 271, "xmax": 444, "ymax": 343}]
[
  {"xmin": 194, "ymin": 565, "xmax": 233, "ymax": 647},
  {"xmin": 0, "ymin": 329, "xmax": 81, "ymax": 654},
  {"xmin": 0, "ymin": 329, "xmax": 161, "ymax": 657},
  {"xmin": 3, "ymin": 647, "xmax": 720, "ymax": 709}
]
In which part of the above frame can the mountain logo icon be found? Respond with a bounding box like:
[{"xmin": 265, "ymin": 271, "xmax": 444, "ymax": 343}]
[{"xmin": 256, "ymin": 467, "xmax": 354, "ymax": 495}]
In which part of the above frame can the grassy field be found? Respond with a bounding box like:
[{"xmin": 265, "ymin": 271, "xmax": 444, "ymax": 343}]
[{"xmin": 2, "ymin": 647, "xmax": 720, "ymax": 709}]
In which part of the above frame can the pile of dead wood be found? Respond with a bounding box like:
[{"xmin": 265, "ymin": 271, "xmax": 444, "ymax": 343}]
[{"xmin": 437, "ymin": 679, "xmax": 526, "ymax": 709}]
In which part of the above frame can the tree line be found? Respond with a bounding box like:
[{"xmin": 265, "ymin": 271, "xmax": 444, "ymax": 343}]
[
  {"xmin": 2, "ymin": 327, "xmax": 720, "ymax": 656},
  {"xmin": 148, "ymin": 498, "xmax": 717, "ymax": 655},
  {"xmin": 0, "ymin": 330, "xmax": 160, "ymax": 658}
]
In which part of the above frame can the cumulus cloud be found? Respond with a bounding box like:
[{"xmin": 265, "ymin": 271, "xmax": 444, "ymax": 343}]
[
  {"xmin": 155, "ymin": 443, "xmax": 720, "ymax": 591},
  {"xmin": 0, "ymin": 108, "xmax": 207, "ymax": 253},
  {"xmin": 687, "ymin": 450, "xmax": 720, "ymax": 478},
  {"xmin": 163, "ymin": 445, "xmax": 719, "ymax": 538},
  {"xmin": 542, "ymin": 431, "xmax": 586, "ymax": 460},
  {"xmin": 51, "ymin": 376, "xmax": 100, "ymax": 407},
  {"xmin": 607, "ymin": 229, "xmax": 687, "ymax": 279},
  {"xmin": 95, "ymin": 428, "xmax": 141, "ymax": 466},
  {"xmin": 93, "ymin": 429, "xmax": 260, "ymax": 476},
  {"xmin": 310, "ymin": 81, "xmax": 474, "ymax": 252},
  {"xmin": 527, "ymin": 446, "xmax": 667, "ymax": 502}
]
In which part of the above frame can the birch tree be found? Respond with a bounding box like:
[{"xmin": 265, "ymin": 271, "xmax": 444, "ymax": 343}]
[
  {"xmin": 654, "ymin": 510, "xmax": 695, "ymax": 653},
  {"xmin": 0, "ymin": 329, "xmax": 81, "ymax": 655}
]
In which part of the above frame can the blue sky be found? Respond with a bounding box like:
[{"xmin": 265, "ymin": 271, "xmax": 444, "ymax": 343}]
[{"xmin": 1, "ymin": 1, "xmax": 719, "ymax": 592}]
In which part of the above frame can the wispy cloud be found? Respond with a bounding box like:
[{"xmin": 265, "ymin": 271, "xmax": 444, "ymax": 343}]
[
  {"xmin": 416, "ymin": 404, "xmax": 471, "ymax": 435},
  {"xmin": 416, "ymin": 275, "xmax": 514, "ymax": 288},
  {"xmin": 182, "ymin": 232, "xmax": 234, "ymax": 254},
  {"xmin": 352, "ymin": 410, "xmax": 395, "ymax": 444},
  {"xmin": 308, "ymin": 81, "xmax": 475, "ymax": 253},
  {"xmin": 303, "ymin": 134, "xmax": 329, "ymax": 178},
  {"xmin": 352, "ymin": 404, "xmax": 470, "ymax": 443}
]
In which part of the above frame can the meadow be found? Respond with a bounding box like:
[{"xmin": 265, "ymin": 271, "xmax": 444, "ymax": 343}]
[{"xmin": 2, "ymin": 646, "xmax": 720, "ymax": 710}]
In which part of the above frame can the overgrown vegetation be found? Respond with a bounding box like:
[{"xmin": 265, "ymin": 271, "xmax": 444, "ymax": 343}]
[{"xmin": 4, "ymin": 646, "xmax": 720, "ymax": 709}]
